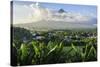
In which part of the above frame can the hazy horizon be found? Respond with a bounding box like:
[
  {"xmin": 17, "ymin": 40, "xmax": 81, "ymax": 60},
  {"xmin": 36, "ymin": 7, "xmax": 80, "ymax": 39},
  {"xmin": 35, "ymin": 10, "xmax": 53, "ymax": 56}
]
[{"xmin": 12, "ymin": 1, "xmax": 97, "ymax": 30}]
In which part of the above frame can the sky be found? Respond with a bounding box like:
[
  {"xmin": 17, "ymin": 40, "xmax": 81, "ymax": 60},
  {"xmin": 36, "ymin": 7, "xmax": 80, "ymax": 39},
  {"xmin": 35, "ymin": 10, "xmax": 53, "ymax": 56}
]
[
  {"xmin": 41, "ymin": 3, "xmax": 97, "ymax": 17},
  {"xmin": 12, "ymin": 1, "xmax": 97, "ymax": 26},
  {"xmin": 13, "ymin": 1, "xmax": 97, "ymax": 16}
]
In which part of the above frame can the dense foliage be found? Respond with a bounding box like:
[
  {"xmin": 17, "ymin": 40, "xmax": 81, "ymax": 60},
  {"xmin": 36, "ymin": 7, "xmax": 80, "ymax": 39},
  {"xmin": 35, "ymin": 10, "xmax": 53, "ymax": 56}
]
[
  {"xmin": 12, "ymin": 27, "xmax": 33, "ymax": 48},
  {"xmin": 11, "ymin": 27, "xmax": 97, "ymax": 66}
]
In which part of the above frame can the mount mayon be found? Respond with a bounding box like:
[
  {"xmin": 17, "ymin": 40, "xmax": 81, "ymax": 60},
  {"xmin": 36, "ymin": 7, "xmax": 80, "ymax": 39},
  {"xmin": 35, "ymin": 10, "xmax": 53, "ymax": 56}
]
[{"xmin": 13, "ymin": 3, "xmax": 97, "ymax": 31}]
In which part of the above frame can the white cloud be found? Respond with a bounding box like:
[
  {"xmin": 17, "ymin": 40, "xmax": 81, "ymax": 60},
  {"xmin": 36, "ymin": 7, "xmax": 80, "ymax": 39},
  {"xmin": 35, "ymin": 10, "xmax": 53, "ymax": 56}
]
[{"xmin": 13, "ymin": 3, "xmax": 95, "ymax": 25}]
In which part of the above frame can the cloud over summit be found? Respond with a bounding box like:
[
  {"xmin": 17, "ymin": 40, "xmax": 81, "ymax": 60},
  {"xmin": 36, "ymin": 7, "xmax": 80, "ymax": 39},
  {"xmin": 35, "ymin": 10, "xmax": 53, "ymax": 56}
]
[{"xmin": 13, "ymin": 2, "xmax": 97, "ymax": 29}]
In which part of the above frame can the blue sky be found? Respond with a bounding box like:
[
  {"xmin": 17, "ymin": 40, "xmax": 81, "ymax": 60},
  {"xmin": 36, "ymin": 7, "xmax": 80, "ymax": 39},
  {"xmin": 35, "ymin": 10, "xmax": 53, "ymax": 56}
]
[
  {"xmin": 13, "ymin": 1, "xmax": 97, "ymax": 26},
  {"xmin": 13, "ymin": 1, "xmax": 97, "ymax": 17},
  {"xmin": 42, "ymin": 3, "xmax": 97, "ymax": 17}
]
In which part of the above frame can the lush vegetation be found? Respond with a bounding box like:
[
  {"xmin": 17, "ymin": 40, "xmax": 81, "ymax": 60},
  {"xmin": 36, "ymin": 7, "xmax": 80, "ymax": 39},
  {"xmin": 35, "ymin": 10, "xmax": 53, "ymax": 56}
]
[{"xmin": 11, "ymin": 27, "xmax": 97, "ymax": 66}]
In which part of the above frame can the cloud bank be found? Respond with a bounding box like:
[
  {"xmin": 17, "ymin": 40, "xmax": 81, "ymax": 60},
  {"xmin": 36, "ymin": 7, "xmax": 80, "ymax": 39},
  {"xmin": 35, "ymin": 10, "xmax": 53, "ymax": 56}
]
[{"xmin": 13, "ymin": 2, "xmax": 97, "ymax": 29}]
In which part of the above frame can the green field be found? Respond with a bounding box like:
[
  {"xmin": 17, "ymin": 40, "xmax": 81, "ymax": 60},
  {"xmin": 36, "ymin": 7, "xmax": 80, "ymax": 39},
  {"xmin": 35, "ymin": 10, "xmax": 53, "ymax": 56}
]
[{"xmin": 11, "ymin": 27, "xmax": 97, "ymax": 66}]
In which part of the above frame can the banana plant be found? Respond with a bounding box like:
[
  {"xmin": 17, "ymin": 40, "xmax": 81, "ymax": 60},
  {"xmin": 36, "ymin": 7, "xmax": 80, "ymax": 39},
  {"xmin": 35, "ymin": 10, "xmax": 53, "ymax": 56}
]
[
  {"xmin": 30, "ymin": 41, "xmax": 65, "ymax": 64},
  {"xmin": 71, "ymin": 43, "xmax": 97, "ymax": 62}
]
